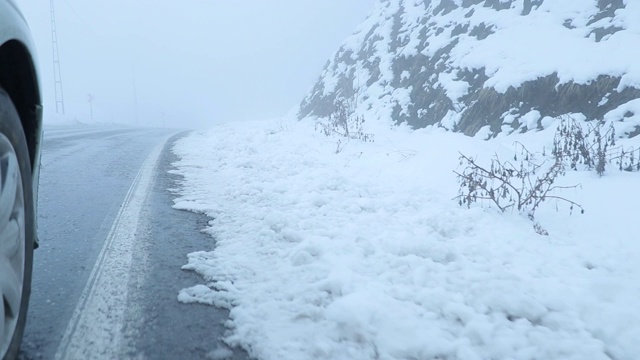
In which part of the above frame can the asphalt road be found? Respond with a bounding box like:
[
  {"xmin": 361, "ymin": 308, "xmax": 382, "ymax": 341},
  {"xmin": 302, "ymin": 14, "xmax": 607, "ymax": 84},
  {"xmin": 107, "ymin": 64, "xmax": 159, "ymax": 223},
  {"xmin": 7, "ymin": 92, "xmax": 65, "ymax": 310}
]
[{"xmin": 18, "ymin": 125, "xmax": 248, "ymax": 360}]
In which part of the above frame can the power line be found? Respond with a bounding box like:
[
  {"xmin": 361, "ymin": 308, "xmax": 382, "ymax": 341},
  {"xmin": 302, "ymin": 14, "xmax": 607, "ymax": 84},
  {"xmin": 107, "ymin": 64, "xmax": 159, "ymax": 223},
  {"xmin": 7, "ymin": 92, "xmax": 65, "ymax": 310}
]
[{"xmin": 61, "ymin": 0, "xmax": 101, "ymax": 40}]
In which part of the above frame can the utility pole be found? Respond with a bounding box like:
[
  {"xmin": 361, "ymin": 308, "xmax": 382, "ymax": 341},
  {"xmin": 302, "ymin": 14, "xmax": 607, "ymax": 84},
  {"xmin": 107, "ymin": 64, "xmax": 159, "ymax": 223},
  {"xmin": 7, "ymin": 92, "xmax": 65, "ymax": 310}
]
[
  {"xmin": 87, "ymin": 94, "xmax": 94, "ymax": 120},
  {"xmin": 50, "ymin": 0, "xmax": 66, "ymax": 114},
  {"xmin": 133, "ymin": 74, "xmax": 139, "ymax": 125}
]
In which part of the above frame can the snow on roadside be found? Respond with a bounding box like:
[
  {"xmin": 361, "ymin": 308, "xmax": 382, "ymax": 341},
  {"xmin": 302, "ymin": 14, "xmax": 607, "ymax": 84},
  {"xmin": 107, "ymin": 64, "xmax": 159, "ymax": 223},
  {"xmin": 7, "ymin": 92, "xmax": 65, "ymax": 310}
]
[{"xmin": 172, "ymin": 118, "xmax": 640, "ymax": 360}]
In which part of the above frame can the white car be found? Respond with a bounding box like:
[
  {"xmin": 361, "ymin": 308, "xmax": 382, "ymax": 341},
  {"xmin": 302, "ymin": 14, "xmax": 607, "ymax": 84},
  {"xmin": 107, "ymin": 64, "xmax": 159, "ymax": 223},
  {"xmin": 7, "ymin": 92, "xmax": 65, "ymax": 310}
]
[{"xmin": 0, "ymin": 1, "xmax": 42, "ymax": 359}]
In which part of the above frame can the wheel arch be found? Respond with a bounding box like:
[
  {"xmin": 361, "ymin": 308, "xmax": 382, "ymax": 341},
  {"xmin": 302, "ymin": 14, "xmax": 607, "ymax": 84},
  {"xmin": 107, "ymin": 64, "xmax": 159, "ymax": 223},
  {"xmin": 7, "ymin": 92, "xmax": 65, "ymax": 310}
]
[{"xmin": 0, "ymin": 39, "xmax": 42, "ymax": 172}]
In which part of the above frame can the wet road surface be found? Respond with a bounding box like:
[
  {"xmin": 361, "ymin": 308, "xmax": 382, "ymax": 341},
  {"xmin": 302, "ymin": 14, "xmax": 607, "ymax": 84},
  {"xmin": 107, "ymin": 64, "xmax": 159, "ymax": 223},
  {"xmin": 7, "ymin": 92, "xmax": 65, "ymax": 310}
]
[{"xmin": 18, "ymin": 125, "xmax": 248, "ymax": 360}]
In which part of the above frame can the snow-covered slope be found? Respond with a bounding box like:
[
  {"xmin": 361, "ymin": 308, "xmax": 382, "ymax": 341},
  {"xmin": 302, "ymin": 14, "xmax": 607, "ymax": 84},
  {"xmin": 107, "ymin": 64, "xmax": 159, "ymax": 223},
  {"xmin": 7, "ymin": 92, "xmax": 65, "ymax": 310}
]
[{"xmin": 298, "ymin": 0, "xmax": 640, "ymax": 137}]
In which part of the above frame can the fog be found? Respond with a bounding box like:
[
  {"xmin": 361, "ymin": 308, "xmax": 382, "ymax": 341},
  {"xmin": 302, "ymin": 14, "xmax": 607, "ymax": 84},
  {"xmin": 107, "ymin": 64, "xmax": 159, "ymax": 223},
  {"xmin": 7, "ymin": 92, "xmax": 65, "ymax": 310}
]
[{"xmin": 16, "ymin": 1, "xmax": 374, "ymax": 129}]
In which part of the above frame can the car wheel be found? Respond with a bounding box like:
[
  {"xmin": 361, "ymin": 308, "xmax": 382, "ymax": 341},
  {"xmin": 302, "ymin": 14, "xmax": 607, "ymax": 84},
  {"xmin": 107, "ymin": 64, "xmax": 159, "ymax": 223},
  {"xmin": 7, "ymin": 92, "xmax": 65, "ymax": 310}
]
[{"xmin": 0, "ymin": 89, "xmax": 34, "ymax": 360}]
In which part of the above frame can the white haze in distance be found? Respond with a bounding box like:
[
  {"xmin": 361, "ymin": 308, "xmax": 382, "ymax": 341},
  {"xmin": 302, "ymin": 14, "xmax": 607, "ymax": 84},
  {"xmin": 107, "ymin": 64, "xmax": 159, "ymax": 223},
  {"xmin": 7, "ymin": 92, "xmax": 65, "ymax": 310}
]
[{"xmin": 16, "ymin": 1, "xmax": 374, "ymax": 129}]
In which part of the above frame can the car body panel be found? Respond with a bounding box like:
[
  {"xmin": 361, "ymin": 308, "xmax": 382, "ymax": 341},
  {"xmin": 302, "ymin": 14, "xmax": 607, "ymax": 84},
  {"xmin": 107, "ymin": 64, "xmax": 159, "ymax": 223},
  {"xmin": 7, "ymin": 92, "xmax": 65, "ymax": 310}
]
[
  {"xmin": 0, "ymin": 0, "xmax": 42, "ymax": 245},
  {"xmin": 0, "ymin": 1, "xmax": 35, "ymax": 54}
]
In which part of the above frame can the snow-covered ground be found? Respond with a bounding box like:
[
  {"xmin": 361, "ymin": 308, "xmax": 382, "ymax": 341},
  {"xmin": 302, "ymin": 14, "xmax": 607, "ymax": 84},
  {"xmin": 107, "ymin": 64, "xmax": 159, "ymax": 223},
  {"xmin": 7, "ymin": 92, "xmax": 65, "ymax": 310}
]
[
  {"xmin": 172, "ymin": 117, "xmax": 640, "ymax": 360},
  {"xmin": 43, "ymin": 113, "xmax": 85, "ymax": 126}
]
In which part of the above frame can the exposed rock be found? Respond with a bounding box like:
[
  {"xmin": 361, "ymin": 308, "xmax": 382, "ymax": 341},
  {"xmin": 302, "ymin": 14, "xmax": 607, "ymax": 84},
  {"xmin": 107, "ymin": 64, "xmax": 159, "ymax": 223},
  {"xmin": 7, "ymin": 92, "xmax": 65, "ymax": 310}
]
[{"xmin": 298, "ymin": 0, "xmax": 640, "ymax": 138}]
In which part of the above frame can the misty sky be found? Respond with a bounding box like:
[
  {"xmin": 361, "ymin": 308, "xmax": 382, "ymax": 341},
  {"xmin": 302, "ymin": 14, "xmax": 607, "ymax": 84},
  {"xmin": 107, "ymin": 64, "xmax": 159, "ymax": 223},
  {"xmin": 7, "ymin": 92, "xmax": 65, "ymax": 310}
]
[{"xmin": 16, "ymin": 1, "xmax": 375, "ymax": 129}]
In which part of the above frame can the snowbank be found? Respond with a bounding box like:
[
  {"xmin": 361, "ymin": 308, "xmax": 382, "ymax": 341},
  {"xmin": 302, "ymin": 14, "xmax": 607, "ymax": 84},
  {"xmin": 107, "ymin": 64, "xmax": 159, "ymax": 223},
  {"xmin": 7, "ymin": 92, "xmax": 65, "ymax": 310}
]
[{"xmin": 172, "ymin": 117, "xmax": 640, "ymax": 360}]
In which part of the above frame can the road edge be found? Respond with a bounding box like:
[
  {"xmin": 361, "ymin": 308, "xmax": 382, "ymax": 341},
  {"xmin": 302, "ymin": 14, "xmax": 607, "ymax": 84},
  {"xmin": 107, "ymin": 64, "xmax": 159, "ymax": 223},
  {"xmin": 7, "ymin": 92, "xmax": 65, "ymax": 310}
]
[{"xmin": 53, "ymin": 136, "xmax": 171, "ymax": 360}]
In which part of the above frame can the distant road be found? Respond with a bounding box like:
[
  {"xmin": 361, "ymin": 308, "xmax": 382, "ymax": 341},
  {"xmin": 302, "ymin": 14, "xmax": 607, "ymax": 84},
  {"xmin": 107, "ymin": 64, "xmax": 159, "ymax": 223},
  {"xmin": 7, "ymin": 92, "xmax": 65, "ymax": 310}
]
[{"xmin": 18, "ymin": 125, "xmax": 248, "ymax": 360}]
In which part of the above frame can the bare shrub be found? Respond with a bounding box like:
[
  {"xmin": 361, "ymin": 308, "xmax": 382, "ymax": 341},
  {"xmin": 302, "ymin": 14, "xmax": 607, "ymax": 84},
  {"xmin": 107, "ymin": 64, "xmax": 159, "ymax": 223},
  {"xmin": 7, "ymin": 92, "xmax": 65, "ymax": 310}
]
[
  {"xmin": 454, "ymin": 116, "xmax": 640, "ymax": 234},
  {"xmin": 611, "ymin": 146, "xmax": 640, "ymax": 172},
  {"xmin": 315, "ymin": 97, "xmax": 374, "ymax": 153},
  {"xmin": 552, "ymin": 116, "xmax": 640, "ymax": 175},
  {"xmin": 455, "ymin": 143, "xmax": 583, "ymax": 230}
]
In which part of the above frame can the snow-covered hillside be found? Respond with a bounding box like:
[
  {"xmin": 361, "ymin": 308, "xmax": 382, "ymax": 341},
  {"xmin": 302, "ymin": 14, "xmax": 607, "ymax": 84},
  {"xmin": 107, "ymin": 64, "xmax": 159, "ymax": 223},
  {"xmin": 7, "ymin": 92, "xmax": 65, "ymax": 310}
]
[{"xmin": 299, "ymin": 0, "xmax": 640, "ymax": 137}]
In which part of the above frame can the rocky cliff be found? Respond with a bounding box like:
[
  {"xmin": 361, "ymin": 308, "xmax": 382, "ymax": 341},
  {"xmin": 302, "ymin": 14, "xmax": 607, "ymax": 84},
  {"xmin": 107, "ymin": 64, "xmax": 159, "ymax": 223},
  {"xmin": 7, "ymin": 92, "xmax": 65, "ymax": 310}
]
[{"xmin": 298, "ymin": 0, "xmax": 640, "ymax": 138}]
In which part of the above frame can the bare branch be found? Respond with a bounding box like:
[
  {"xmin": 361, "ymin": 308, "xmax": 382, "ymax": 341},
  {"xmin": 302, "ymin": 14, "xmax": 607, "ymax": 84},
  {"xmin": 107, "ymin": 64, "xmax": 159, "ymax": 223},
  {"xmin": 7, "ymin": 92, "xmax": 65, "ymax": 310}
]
[{"xmin": 455, "ymin": 144, "xmax": 583, "ymax": 225}]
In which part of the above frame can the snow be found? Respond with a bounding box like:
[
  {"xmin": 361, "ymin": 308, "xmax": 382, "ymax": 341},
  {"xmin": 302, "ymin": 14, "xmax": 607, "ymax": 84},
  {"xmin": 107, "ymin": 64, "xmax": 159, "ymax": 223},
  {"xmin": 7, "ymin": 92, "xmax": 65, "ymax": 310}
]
[
  {"xmin": 438, "ymin": 72, "xmax": 470, "ymax": 102},
  {"xmin": 44, "ymin": 112, "xmax": 85, "ymax": 125},
  {"xmin": 172, "ymin": 116, "xmax": 640, "ymax": 360},
  {"xmin": 303, "ymin": 0, "xmax": 640, "ymax": 132},
  {"xmin": 206, "ymin": 347, "xmax": 235, "ymax": 360},
  {"xmin": 604, "ymin": 99, "xmax": 640, "ymax": 135},
  {"xmin": 427, "ymin": 1, "xmax": 640, "ymax": 91},
  {"xmin": 520, "ymin": 110, "xmax": 542, "ymax": 130}
]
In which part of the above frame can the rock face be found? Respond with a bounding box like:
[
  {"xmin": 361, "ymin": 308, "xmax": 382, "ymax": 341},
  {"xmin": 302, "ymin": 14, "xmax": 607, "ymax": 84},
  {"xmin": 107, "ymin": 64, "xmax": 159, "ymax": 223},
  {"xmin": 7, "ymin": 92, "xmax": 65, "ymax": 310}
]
[{"xmin": 298, "ymin": 0, "xmax": 640, "ymax": 138}]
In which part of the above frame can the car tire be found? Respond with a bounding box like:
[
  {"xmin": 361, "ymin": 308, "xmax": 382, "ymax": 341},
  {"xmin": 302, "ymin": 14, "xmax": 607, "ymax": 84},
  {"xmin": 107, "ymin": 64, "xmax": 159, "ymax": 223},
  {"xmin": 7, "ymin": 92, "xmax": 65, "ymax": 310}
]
[{"xmin": 0, "ymin": 88, "xmax": 34, "ymax": 360}]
